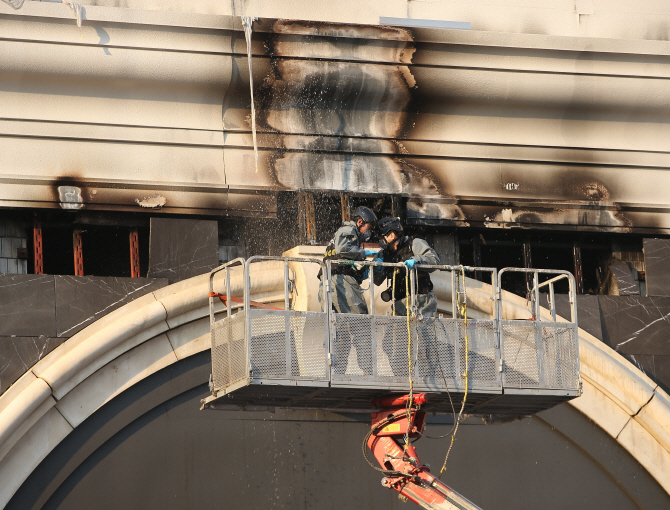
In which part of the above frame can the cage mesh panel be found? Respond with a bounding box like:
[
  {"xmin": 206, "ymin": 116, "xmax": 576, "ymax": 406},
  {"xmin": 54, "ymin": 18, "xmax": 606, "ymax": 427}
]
[
  {"xmin": 211, "ymin": 312, "xmax": 246, "ymax": 392},
  {"xmin": 426, "ymin": 319, "xmax": 459, "ymax": 386},
  {"xmin": 373, "ymin": 315, "xmax": 412, "ymax": 383},
  {"xmin": 459, "ymin": 320, "xmax": 498, "ymax": 387},
  {"xmin": 502, "ymin": 321, "xmax": 540, "ymax": 388},
  {"xmin": 416, "ymin": 319, "xmax": 498, "ymax": 390},
  {"xmin": 249, "ymin": 313, "xmax": 287, "ymax": 378},
  {"xmin": 541, "ymin": 325, "xmax": 579, "ymax": 390},
  {"xmin": 332, "ymin": 314, "xmax": 374, "ymax": 380},
  {"xmin": 289, "ymin": 314, "xmax": 328, "ymax": 379}
]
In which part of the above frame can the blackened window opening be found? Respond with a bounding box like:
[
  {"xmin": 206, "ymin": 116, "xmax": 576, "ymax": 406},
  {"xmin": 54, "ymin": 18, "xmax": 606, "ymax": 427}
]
[{"xmin": 41, "ymin": 225, "xmax": 149, "ymax": 277}]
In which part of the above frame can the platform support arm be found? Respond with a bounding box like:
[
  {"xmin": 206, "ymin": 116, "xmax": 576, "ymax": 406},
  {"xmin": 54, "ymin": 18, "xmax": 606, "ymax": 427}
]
[{"xmin": 366, "ymin": 394, "xmax": 483, "ymax": 510}]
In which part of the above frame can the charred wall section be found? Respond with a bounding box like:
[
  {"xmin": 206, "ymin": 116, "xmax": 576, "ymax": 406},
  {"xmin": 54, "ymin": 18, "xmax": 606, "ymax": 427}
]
[{"xmin": 2, "ymin": 11, "xmax": 670, "ymax": 232}]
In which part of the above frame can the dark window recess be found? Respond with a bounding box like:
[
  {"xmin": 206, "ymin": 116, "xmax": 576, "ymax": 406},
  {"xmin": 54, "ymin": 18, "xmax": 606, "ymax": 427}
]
[
  {"xmin": 480, "ymin": 243, "xmax": 526, "ymax": 297},
  {"xmin": 531, "ymin": 245, "xmax": 573, "ymax": 294},
  {"xmin": 582, "ymin": 246, "xmax": 613, "ymax": 295},
  {"xmin": 42, "ymin": 226, "xmax": 149, "ymax": 277},
  {"xmin": 458, "ymin": 240, "xmax": 474, "ymax": 267},
  {"xmin": 42, "ymin": 227, "xmax": 75, "ymax": 276},
  {"xmin": 82, "ymin": 227, "xmax": 130, "ymax": 277}
]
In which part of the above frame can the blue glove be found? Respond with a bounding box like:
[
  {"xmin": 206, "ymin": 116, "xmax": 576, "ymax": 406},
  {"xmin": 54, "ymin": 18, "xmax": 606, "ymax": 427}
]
[
  {"xmin": 362, "ymin": 267, "xmax": 370, "ymax": 280},
  {"xmin": 404, "ymin": 258, "xmax": 416, "ymax": 270},
  {"xmin": 372, "ymin": 257, "xmax": 384, "ymax": 273},
  {"xmin": 364, "ymin": 249, "xmax": 378, "ymax": 257}
]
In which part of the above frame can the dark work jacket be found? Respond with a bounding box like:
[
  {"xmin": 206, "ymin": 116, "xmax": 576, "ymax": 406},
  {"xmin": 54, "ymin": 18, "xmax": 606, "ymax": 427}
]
[{"xmin": 374, "ymin": 236, "xmax": 439, "ymax": 299}]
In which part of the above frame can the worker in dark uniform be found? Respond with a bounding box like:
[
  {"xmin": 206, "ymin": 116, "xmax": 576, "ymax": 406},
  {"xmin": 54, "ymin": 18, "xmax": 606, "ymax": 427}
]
[
  {"xmin": 318, "ymin": 206, "xmax": 378, "ymax": 374},
  {"xmin": 373, "ymin": 217, "xmax": 440, "ymax": 375}
]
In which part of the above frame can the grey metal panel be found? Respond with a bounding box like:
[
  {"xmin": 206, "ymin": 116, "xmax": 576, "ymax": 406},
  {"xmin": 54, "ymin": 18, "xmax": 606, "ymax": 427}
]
[
  {"xmin": 147, "ymin": 218, "xmax": 219, "ymax": 282},
  {"xmin": 600, "ymin": 296, "xmax": 670, "ymax": 354},
  {"xmin": 644, "ymin": 239, "xmax": 670, "ymax": 297},
  {"xmin": 54, "ymin": 276, "xmax": 168, "ymax": 337},
  {"xmin": 0, "ymin": 336, "xmax": 64, "ymax": 396},
  {"xmin": 0, "ymin": 274, "xmax": 56, "ymax": 337}
]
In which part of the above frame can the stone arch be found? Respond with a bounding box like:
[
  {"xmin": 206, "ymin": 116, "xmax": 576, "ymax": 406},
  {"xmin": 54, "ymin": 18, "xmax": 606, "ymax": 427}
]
[{"xmin": 0, "ymin": 265, "xmax": 669, "ymax": 507}]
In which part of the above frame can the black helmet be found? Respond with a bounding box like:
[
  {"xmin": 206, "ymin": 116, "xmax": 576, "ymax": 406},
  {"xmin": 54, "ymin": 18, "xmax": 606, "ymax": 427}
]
[
  {"xmin": 352, "ymin": 206, "xmax": 377, "ymax": 228},
  {"xmin": 379, "ymin": 217, "xmax": 404, "ymax": 237}
]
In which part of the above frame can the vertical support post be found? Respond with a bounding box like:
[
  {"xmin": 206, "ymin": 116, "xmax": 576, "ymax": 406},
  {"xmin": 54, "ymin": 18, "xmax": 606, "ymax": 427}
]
[
  {"xmin": 369, "ymin": 262, "xmax": 375, "ymax": 316},
  {"xmin": 369, "ymin": 262, "xmax": 377, "ymax": 378},
  {"xmin": 33, "ymin": 220, "xmax": 43, "ymax": 275},
  {"xmin": 573, "ymin": 242, "xmax": 584, "ymax": 295},
  {"xmin": 493, "ymin": 269, "xmax": 503, "ymax": 387},
  {"xmin": 549, "ymin": 283, "xmax": 556, "ymax": 322},
  {"xmin": 225, "ymin": 267, "xmax": 232, "ymax": 318},
  {"xmin": 569, "ymin": 273, "xmax": 576, "ymax": 324},
  {"xmin": 523, "ymin": 240, "xmax": 533, "ymax": 299},
  {"xmin": 533, "ymin": 270, "xmax": 545, "ymax": 387},
  {"xmin": 409, "ymin": 267, "xmax": 417, "ymax": 314},
  {"xmin": 533, "ymin": 271, "xmax": 539, "ymax": 319},
  {"xmin": 414, "ymin": 267, "xmax": 421, "ymax": 382},
  {"xmin": 208, "ymin": 272, "xmax": 215, "ymax": 326},
  {"xmin": 129, "ymin": 228, "xmax": 140, "ymax": 278},
  {"xmin": 284, "ymin": 260, "xmax": 290, "ymax": 311},
  {"xmin": 284, "ymin": 260, "xmax": 291, "ymax": 378},
  {"xmin": 245, "ymin": 259, "xmax": 252, "ymax": 380},
  {"xmin": 73, "ymin": 230, "xmax": 84, "ymax": 276},
  {"xmin": 326, "ymin": 260, "xmax": 336, "ymax": 376},
  {"xmin": 451, "ymin": 269, "xmax": 457, "ymax": 319},
  {"xmin": 340, "ymin": 192, "xmax": 350, "ymax": 222},
  {"xmin": 298, "ymin": 192, "xmax": 317, "ymax": 245}
]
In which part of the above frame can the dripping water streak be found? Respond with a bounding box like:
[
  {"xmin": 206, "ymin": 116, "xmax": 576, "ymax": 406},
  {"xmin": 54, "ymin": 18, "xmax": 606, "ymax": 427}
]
[{"xmin": 242, "ymin": 16, "xmax": 259, "ymax": 173}]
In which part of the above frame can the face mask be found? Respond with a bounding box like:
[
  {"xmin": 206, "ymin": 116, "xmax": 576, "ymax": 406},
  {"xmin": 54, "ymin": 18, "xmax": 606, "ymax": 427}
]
[
  {"xmin": 379, "ymin": 237, "xmax": 388, "ymax": 250},
  {"xmin": 360, "ymin": 228, "xmax": 372, "ymax": 243}
]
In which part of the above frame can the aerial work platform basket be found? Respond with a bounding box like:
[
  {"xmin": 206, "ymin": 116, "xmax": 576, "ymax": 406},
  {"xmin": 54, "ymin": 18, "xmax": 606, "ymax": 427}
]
[{"xmin": 202, "ymin": 256, "xmax": 581, "ymax": 415}]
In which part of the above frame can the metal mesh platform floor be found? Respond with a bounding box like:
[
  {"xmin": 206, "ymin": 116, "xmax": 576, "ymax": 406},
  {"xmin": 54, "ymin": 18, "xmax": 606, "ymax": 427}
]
[{"xmin": 202, "ymin": 383, "xmax": 578, "ymax": 416}]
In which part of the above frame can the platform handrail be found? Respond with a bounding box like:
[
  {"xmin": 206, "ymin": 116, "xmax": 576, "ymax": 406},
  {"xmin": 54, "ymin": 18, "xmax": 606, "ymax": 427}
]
[
  {"xmin": 413, "ymin": 264, "xmax": 498, "ymax": 321},
  {"xmin": 498, "ymin": 267, "xmax": 577, "ymax": 326},
  {"xmin": 208, "ymin": 258, "xmax": 245, "ymax": 325},
  {"xmin": 325, "ymin": 259, "xmax": 410, "ymax": 317},
  {"xmin": 245, "ymin": 255, "xmax": 328, "ymax": 312}
]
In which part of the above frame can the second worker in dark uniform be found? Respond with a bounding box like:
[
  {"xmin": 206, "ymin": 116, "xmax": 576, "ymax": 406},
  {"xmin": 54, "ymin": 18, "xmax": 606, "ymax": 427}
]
[{"xmin": 373, "ymin": 217, "xmax": 440, "ymax": 374}]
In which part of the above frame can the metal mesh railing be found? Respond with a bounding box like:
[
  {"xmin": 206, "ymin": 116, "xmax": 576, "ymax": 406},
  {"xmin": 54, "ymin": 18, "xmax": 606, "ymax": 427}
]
[
  {"xmin": 540, "ymin": 324, "xmax": 579, "ymax": 390},
  {"xmin": 211, "ymin": 311, "xmax": 246, "ymax": 393},
  {"xmin": 247, "ymin": 309, "xmax": 329, "ymax": 381},
  {"xmin": 208, "ymin": 258, "xmax": 581, "ymax": 400},
  {"xmin": 249, "ymin": 311, "xmax": 287, "ymax": 378},
  {"xmin": 498, "ymin": 268, "xmax": 580, "ymax": 391},
  {"xmin": 244, "ymin": 256, "xmax": 330, "ymax": 384},
  {"xmin": 501, "ymin": 320, "xmax": 541, "ymax": 388}
]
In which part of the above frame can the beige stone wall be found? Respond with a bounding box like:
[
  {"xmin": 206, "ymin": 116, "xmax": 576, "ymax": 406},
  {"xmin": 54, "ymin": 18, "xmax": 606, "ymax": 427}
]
[
  {"xmin": 32, "ymin": 0, "xmax": 670, "ymax": 42},
  {"xmin": 2, "ymin": 1, "xmax": 670, "ymax": 230}
]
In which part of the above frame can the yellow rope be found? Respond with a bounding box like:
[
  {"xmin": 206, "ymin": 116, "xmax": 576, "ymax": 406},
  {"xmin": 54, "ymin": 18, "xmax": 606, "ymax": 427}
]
[
  {"xmin": 439, "ymin": 266, "xmax": 469, "ymax": 477},
  {"xmin": 404, "ymin": 268, "xmax": 413, "ymax": 452}
]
